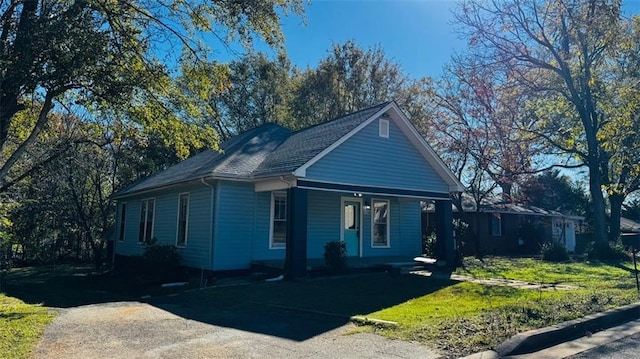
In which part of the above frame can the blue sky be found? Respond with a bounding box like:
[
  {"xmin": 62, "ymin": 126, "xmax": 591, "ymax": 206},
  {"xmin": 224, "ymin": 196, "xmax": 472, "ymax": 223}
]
[{"xmin": 216, "ymin": 0, "xmax": 640, "ymax": 80}]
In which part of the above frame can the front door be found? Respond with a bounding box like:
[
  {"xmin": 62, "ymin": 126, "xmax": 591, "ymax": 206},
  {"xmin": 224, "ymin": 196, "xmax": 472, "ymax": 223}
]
[{"xmin": 343, "ymin": 200, "xmax": 361, "ymax": 257}]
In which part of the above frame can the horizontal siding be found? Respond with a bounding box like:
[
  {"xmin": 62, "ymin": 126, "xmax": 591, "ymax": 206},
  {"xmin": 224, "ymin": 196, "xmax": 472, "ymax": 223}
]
[
  {"xmin": 305, "ymin": 118, "xmax": 449, "ymax": 193},
  {"xmin": 177, "ymin": 186, "xmax": 213, "ymax": 269},
  {"xmin": 307, "ymin": 191, "xmax": 342, "ymax": 259},
  {"xmin": 251, "ymin": 191, "xmax": 285, "ymax": 261},
  {"xmin": 213, "ymin": 181, "xmax": 256, "ymax": 270},
  {"xmin": 114, "ymin": 183, "xmax": 213, "ymax": 269}
]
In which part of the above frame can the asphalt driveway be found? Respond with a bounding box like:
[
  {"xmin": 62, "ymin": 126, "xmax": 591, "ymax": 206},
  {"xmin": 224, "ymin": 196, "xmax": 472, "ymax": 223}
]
[{"xmin": 34, "ymin": 300, "xmax": 440, "ymax": 359}]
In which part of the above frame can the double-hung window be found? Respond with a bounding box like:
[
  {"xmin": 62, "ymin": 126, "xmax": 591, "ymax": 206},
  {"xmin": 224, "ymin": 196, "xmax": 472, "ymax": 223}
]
[
  {"xmin": 270, "ymin": 192, "xmax": 287, "ymax": 249},
  {"xmin": 176, "ymin": 193, "xmax": 189, "ymax": 247},
  {"xmin": 372, "ymin": 199, "xmax": 390, "ymax": 247},
  {"xmin": 139, "ymin": 198, "xmax": 155, "ymax": 243}
]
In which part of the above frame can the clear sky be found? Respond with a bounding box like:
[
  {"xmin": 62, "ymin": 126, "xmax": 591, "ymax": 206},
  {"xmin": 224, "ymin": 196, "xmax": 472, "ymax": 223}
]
[{"xmin": 216, "ymin": 0, "xmax": 640, "ymax": 80}]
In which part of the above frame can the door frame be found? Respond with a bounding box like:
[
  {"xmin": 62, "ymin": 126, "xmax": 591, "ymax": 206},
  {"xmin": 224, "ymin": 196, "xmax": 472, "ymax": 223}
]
[{"xmin": 340, "ymin": 196, "xmax": 363, "ymax": 257}]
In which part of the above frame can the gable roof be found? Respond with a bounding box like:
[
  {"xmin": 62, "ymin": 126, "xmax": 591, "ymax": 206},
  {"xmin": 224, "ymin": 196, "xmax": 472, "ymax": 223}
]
[{"xmin": 112, "ymin": 101, "xmax": 463, "ymax": 198}]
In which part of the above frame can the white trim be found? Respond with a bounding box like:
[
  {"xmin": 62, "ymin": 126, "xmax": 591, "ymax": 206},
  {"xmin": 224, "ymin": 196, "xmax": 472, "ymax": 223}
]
[
  {"xmin": 379, "ymin": 118, "xmax": 389, "ymax": 138},
  {"xmin": 269, "ymin": 191, "xmax": 287, "ymax": 249},
  {"xmin": 340, "ymin": 196, "xmax": 363, "ymax": 257},
  {"xmin": 175, "ymin": 192, "xmax": 190, "ymax": 248},
  {"xmin": 118, "ymin": 202, "xmax": 127, "ymax": 242},
  {"xmin": 371, "ymin": 198, "xmax": 391, "ymax": 248},
  {"xmin": 138, "ymin": 197, "xmax": 156, "ymax": 244},
  {"xmin": 255, "ymin": 177, "xmax": 297, "ymax": 192},
  {"xmin": 293, "ymin": 103, "xmax": 394, "ymax": 177}
]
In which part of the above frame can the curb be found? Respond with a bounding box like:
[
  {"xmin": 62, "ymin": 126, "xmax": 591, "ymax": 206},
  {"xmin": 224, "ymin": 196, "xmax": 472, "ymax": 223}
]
[{"xmin": 495, "ymin": 301, "xmax": 640, "ymax": 356}]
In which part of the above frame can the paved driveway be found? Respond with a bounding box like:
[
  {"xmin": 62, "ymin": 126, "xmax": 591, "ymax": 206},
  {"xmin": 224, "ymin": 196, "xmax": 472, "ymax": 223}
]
[{"xmin": 35, "ymin": 300, "xmax": 440, "ymax": 359}]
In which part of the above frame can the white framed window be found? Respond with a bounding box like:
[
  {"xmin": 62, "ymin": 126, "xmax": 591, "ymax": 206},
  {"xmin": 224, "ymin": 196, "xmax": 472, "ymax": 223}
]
[
  {"xmin": 176, "ymin": 193, "xmax": 189, "ymax": 247},
  {"xmin": 379, "ymin": 118, "xmax": 389, "ymax": 138},
  {"xmin": 490, "ymin": 213, "xmax": 502, "ymax": 236},
  {"xmin": 139, "ymin": 198, "xmax": 155, "ymax": 243},
  {"xmin": 372, "ymin": 199, "xmax": 390, "ymax": 248},
  {"xmin": 118, "ymin": 203, "xmax": 127, "ymax": 242},
  {"xmin": 270, "ymin": 191, "xmax": 287, "ymax": 249}
]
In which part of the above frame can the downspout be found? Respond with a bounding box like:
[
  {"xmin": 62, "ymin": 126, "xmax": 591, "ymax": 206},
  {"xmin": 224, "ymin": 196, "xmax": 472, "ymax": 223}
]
[{"xmin": 201, "ymin": 178, "xmax": 216, "ymax": 273}]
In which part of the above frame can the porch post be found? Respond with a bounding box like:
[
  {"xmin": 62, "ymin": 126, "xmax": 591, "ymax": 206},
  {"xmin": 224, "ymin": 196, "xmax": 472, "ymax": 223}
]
[
  {"xmin": 285, "ymin": 187, "xmax": 307, "ymax": 280},
  {"xmin": 435, "ymin": 199, "xmax": 456, "ymax": 268}
]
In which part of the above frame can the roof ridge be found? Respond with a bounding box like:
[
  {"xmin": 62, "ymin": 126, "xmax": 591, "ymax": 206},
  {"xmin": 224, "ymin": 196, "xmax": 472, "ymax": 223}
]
[{"xmin": 290, "ymin": 101, "xmax": 391, "ymax": 135}]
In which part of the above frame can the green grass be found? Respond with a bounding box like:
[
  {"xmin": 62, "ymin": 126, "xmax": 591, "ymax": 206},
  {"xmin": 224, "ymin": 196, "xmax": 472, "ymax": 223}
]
[{"xmin": 0, "ymin": 294, "xmax": 55, "ymax": 359}]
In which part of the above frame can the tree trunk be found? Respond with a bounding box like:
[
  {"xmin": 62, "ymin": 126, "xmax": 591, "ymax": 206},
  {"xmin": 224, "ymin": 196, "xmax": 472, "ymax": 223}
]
[
  {"xmin": 588, "ymin": 163, "xmax": 608, "ymax": 243},
  {"xmin": 609, "ymin": 193, "xmax": 624, "ymax": 243}
]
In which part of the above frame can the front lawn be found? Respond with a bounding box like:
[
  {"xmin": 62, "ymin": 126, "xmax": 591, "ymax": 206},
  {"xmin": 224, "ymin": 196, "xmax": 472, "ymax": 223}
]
[{"xmin": 0, "ymin": 294, "xmax": 55, "ymax": 359}]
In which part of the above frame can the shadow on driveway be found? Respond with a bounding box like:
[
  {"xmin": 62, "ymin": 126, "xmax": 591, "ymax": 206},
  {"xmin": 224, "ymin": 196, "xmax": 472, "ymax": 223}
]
[
  {"xmin": 147, "ymin": 272, "xmax": 455, "ymax": 341},
  {"xmin": 3, "ymin": 265, "xmax": 454, "ymax": 342}
]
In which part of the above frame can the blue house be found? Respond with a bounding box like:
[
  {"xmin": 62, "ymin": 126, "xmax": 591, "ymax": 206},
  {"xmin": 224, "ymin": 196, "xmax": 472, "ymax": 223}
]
[{"xmin": 112, "ymin": 102, "xmax": 463, "ymax": 277}]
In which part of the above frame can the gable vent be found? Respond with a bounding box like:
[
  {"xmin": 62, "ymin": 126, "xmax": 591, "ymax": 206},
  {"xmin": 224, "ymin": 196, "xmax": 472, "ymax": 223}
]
[{"xmin": 379, "ymin": 118, "xmax": 389, "ymax": 138}]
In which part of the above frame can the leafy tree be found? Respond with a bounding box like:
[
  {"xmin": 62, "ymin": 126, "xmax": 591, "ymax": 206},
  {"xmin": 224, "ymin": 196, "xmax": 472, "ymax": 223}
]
[
  {"xmin": 0, "ymin": 0, "xmax": 304, "ymax": 191},
  {"xmin": 290, "ymin": 41, "xmax": 411, "ymax": 128},
  {"xmin": 455, "ymin": 0, "xmax": 638, "ymax": 243},
  {"xmin": 518, "ymin": 170, "xmax": 588, "ymax": 215}
]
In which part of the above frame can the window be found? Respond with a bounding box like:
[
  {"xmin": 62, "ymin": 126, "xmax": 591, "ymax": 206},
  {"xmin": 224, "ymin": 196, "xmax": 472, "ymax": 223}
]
[
  {"xmin": 379, "ymin": 118, "xmax": 389, "ymax": 138},
  {"xmin": 372, "ymin": 199, "xmax": 390, "ymax": 247},
  {"xmin": 139, "ymin": 198, "xmax": 155, "ymax": 243},
  {"xmin": 176, "ymin": 193, "xmax": 189, "ymax": 247},
  {"xmin": 490, "ymin": 213, "xmax": 502, "ymax": 236},
  {"xmin": 270, "ymin": 192, "xmax": 287, "ymax": 249},
  {"xmin": 118, "ymin": 203, "xmax": 127, "ymax": 241}
]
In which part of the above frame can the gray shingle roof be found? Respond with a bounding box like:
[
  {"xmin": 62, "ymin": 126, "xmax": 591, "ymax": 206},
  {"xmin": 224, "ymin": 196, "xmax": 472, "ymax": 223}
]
[
  {"xmin": 254, "ymin": 102, "xmax": 390, "ymax": 176},
  {"xmin": 112, "ymin": 102, "xmax": 390, "ymax": 198}
]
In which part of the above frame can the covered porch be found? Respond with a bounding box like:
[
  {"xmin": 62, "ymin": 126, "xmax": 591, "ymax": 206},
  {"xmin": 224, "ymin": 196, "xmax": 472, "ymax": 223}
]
[{"xmin": 282, "ymin": 185, "xmax": 456, "ymax": 279}]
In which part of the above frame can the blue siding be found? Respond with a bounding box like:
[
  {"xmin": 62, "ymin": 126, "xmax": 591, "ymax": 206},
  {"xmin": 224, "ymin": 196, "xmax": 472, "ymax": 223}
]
[
  {"xmin": 213, "ymin": 181, "xmax": 257, "ymax": 270},
  {"xmin": 251, "ymin": 191, "xmax": 286, "ymax": 261},
  {"xmin": 305, "ymin": 192, "xmax": 422, "ymax": 259},
  {"xmin": 305, "ymin": 119, "xmax": 449, "ymax": 193},
  {"xmin": 114, "ymin": 183, "xmax": 213, "ymax": 269},
  {"xmin": 307, "ymin": 191, "xmax": 342, "ymax": 259}
]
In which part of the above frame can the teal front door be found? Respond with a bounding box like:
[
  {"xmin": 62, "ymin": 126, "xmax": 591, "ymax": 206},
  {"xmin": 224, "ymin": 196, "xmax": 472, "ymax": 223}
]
[{"xmin": 343, "ymin": 200, "xmax": 361, "ymax": 257}]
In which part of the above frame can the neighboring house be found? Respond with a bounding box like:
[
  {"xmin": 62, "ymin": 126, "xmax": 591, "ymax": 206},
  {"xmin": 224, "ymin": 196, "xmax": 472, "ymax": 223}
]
[
  {"xmin": 424, "ymin": 194, "xmax": 582, "ymax": 255},
  {"xmin": 620, "ymin": 217, "xmax": 640, "ymax": 248},
  {"xmin": 111, "ymin": 102, "xmax": 464, "ymax": 277}
]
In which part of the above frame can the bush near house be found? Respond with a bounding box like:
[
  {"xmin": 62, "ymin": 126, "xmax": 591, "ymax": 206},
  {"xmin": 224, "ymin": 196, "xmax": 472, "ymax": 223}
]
[
  {"xmin": 540, "ymin": 241, "xmax": 570, "ymax": 262},
  {"xmin": 323, "ymin": 240, "xmax": 347, "ymax": 273},
  {"xmin": 116, "ymin": 240, "xmax": 185, "ymax": 283}
]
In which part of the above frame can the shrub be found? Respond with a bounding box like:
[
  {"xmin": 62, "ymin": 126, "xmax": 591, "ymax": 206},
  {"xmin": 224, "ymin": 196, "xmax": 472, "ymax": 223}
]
[
  {"xmin": 423, "ymin": 232, "xmax": 437, "ymax": 258},
  {"xmin": 324, "ymin": 240, "xmax": 347, "ymax": 273},
  {"xmin": 541, "ymin": 241, "xmax": 570, "ymax": 262},
  {"xmin": 129, "ymin": 239, "xmax": 185, "ymax": 283},
  {"xmin": 586, "ymin": 240, "xmax": 629, "ymax": 261}
]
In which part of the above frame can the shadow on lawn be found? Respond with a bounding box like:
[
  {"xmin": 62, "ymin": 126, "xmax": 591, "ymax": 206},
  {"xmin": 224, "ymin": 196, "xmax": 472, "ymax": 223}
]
[{"xmin": 3, "ymin": 265, "xmax": 455, "ymax": 342}]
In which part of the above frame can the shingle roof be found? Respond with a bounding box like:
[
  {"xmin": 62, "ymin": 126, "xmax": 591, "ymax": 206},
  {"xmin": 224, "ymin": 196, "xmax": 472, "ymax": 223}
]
[
  {"xmin": 112, "ymin": 102, "xmax": 390, "ymax": 198},
  {"xmin": 254, "ymin": 102, "xmax": 390, "ymax": 176},
  {"xmin": 113, "ymin": 123, "xmax": 292, "ymax": 197}
]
